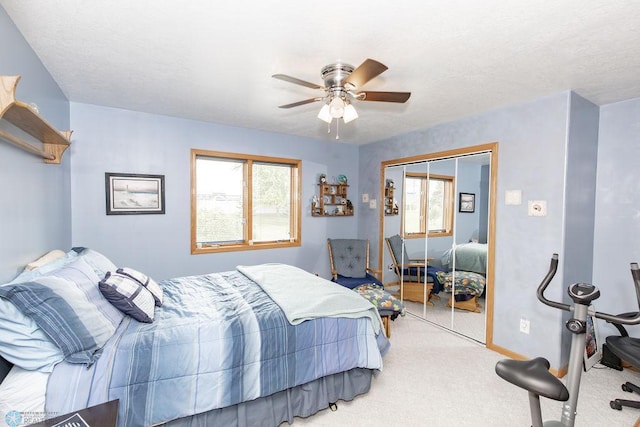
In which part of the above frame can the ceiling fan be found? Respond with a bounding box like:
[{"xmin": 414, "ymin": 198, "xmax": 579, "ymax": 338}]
[{"xmin": 272, "ymin": 59, "xmax": 411, "ymax": 135}]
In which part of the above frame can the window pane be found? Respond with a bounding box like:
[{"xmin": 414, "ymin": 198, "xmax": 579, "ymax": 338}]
[
  {"xmin": 404, "ymin": 177, "xmax": 422, "ymax": 234},
  {"xmin": 428, "ymin": 179, "xmax": 445, "ymax": 230},
  {"xmin": 196, "ymin": 157, "xmax": 244, "ymax": 243},
  {"xmin": 252, "ymin": 163, "xmax": 291, "ymax": 242}
]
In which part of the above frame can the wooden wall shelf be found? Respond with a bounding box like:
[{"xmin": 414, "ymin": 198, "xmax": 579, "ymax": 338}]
[
  {"xmin": 384, "ymin": 185, "xmax": 398, "ymax": 215},
  {"xmin": 312, "ymin": 183, "xmax": 353, "ymax": 217},
  {"xmin": 0, "ymin": 75, "xmax": 72, "ymax": 164}
]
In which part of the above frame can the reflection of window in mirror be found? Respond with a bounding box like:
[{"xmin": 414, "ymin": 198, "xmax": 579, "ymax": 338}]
[{"xmin": 403, "ymin": 173, "xmax": 454, "ymax": 237}]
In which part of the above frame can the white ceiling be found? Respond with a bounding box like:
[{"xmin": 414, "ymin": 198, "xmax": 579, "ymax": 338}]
[{"xmin": 3, "ymin": 1, "xmax": 640, "ymax": 144}]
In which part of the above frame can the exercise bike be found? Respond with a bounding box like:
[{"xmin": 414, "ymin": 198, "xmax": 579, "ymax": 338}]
[{"xmin": 495, "ymin": 254, "xmax": 640, "ymax": 427}]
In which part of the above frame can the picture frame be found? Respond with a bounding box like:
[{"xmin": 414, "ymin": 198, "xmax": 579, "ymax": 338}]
[
  {"xmin": 105, "ymin": 173, "xmax": 165, "ymax": 215},
  {"xmin": 583, "ymin": 314, "xmax": 602, "ymax": 371},
  {"xmin": 459, "ymin": 192, "xmax": 475, "ymax": 213}
]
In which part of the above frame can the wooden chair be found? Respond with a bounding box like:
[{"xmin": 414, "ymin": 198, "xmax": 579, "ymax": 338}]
[{"xmin": 385, "ymin": 234, "xmax": 434, "ymax": 305}]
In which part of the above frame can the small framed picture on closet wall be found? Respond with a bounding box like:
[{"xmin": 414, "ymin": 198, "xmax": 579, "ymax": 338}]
[
  {"xmin": 105, "ymin": 173, "xmax": 165, "ymax": 215},
  {"xmin": 459, "ymin": 192, "xmax": 475, "ymax": 213}
]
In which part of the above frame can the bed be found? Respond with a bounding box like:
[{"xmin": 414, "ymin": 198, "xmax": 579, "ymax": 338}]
[
  {"xmin": 0, "ymin": 248, "xmax": 389, "ymax": 427},
  {"xmin": 438, "ymin": 243, "xmax": 488, "ymax": 312}
]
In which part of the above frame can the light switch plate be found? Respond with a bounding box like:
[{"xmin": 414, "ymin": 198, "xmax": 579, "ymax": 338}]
[
  {"xmin": 528, "ymin": 200, "xmax": 547, "ymax": 216},
  {"xmin": 369, "ymin": 199, "xmax": 377, "ymax": 209},
  {"xmin": 505, "ymin": 190, "xmax": 522, "ymax": 205},
  {"xmin": 362, "ymin": 193, "xmax": 369, "ymax": 203}
]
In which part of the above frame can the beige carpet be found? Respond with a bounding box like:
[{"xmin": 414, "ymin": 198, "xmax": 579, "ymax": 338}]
[
  {"xmin": 404, "ymin": 295, "xmax": 486, "ymax": 343},
  {"xmin": 292, "ymin": 314, "xmax": 639, "ymax": 426}
]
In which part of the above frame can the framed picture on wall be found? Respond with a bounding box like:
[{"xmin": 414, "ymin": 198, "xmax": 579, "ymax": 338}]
[
  {"xmin": 459, "ymin": 192, "xmax": 475, "ymax": 213},
  {"xmin": 105, "ymin": 173, "xmax": 165, "ymax": 215},
  {"xmin": 583, "ymin": 314, "xmax": 602, "ymax": 371}
]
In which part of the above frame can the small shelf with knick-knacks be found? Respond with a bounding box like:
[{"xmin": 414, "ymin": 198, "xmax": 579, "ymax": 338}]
[
  {"xmin": 312, "ymin": 174, "xmax": 354, "ymax": 217},
  {"xmin": 384, "ymin": 179, "xmax": 399, "ymax": 215}
]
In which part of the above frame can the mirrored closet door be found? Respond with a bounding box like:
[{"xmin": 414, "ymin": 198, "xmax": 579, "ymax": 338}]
[{"xmin": 380, "ymin": 145, "xmax": 495, "ymax": 344}]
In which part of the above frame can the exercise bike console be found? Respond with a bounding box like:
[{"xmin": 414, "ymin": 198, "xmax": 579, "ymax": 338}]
[
  {"xmin": 496, "ymin": 254, "xmax": 640, "ymax": 427},
  {"xmin": 568, "ymin": 283, "xmax": 600, "ymax": 305}
]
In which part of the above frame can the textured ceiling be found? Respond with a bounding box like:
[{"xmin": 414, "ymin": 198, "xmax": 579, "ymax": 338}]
[{"xmin": 2, "ymin": 1, "xmax": 640, "ymax": 144}]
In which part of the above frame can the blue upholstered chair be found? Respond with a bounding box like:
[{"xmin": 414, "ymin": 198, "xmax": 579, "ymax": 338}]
[
  {"xmin": 327, "ymin": 238, "xmax": 383, "ymax": 289},
  {"xmin": 327, "ymin": 238, "xmax": 405, "ymax": 336}
]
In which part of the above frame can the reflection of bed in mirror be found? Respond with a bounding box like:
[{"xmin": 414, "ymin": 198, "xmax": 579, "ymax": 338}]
[{"xmin": 439, "ymin": 243, "xmax": 487, "ymax": 313}]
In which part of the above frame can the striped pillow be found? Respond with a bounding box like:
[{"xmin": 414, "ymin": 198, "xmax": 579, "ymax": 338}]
[
  {"xmin": 117, "ymin": 267, "xmax": 163, "ymax": 306},
  {"xmin": 49, "ymin": 257, "xmax": 124, "ymax": 330},
  {"xmin": 99, "ymin": 271, "xmax": 156, "ymax": 323},
  {"xmin": 0, "ymin": 263, "xmax": 118, "ymax": 366}
]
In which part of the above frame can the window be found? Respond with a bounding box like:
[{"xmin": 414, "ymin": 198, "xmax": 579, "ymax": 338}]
[
  {"xmin": 191, "ymin": 149, "xmax": 301, "ymax": 253},
  {"xmin": 403, "ymin": 173, "xmax": 454, "ymax": 237}
]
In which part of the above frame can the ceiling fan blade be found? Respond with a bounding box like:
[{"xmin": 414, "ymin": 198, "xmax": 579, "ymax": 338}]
[
  {"xmin": 272, "ymin": 74, "xmax": 323, "ymax": 90},
  {"xmin": 278, "ymin": 98, "xmax": 323, "ymax": 109},
  {"xmin": 343, "ymin": 59, "xmax": 388, "ymax": 88},
  {"xmin": 357, "ymin": 91, "xmax": 411, "ymax": 103}
]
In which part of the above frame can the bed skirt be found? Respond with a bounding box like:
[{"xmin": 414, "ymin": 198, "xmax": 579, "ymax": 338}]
[{"xmin": 163, "ymin": 368, "xmax": 374, "ymax": 427}]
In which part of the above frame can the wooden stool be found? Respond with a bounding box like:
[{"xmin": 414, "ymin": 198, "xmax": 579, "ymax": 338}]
[
  {"xmin": 381, "ymin": 315, "xmax": 391, "ymax": 337},
  {"xmin": 447, "ymin": 295, "xmax": 482, "ymax": 313}
]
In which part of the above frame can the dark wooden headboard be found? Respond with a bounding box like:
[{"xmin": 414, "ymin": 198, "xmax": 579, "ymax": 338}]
[{"xmin": 0, "ymin": 355, "xmax": 13, "ymax": 383}]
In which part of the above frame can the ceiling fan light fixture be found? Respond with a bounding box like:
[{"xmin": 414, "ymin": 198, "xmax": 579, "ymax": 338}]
[
  {"xmin": 343, "ymin": 103, "xmax": 358, "ymax": 123},
  {"xmin": 274, "ymin": 59, "xmax": 411, "ymax": 136},
  {"xmin": 317, "ymin": 103, "xmax": 332, "ymax": 123},
  {"xmin": 329, "ymin": 97, "xmax": 345, "ymax": 118}
]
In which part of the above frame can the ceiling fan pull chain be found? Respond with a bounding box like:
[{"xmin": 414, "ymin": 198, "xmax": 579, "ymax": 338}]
[{"xmin": 335, "ymin": 119, "xmax": 340, "ymax": 140}]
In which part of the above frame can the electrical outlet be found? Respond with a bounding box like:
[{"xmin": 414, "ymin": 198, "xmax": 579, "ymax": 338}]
[
  {"xmin": 528, "ymin": 200, "xmax": 547, "ymax": 216},
  {"xmin": 520, "ymin": 318, "xmax": 530, "ymax": 334}
]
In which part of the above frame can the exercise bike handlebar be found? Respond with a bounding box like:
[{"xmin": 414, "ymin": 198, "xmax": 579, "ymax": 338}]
[{"xmin": 536, "ymin": 253, "xmax": 640, "ymax": 325}]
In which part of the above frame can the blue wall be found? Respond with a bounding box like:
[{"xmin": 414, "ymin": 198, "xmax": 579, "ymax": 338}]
[
  {"xmin": 69, "ymin": 103, "xmax": 359, "ymax": 280},
  {"xmin": 0, "ymin": 6, "xmax": 71, "ymax": 283},
  {"xmin": 359, "ymin": 92, "xmax": 576, "ymax": 367},
  {"xmin": 593, "ymin": 97, "xmax": 640, "ymax": 337},
  {"xmin": 559, "ymin": 93, "xmax": 599, "ymax": 363}
]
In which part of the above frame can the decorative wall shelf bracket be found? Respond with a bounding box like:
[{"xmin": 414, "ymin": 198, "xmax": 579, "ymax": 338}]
[{"xmin": 0, "ymin": 75, "xmax": 72, "ymax": 164}]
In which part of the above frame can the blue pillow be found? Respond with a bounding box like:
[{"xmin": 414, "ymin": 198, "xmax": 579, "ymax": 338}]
[
  {"xmin": 0, "ymin": 259, "xmax": 119, "ymax": 366},
  {"xmin": 0, "ymin": 297, "xmax": 63, "ymax": 372},
  {"xmin": 76, "ymin": 248, "xmax": 118, "ymax": 278},
  {"xmin": 49, "ymin": 257, "xmax": 124, "ymax": 329}
]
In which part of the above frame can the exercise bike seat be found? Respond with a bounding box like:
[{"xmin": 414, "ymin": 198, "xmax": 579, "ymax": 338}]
[{"xmin": 495, "ymin": 357, "xmax": 569, "ymax": 402}]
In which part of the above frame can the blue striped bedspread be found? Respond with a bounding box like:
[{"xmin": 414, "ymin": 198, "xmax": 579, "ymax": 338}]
[{"xmin": 45, "ymin": 269, "xmax": 389, "ymax": 426}]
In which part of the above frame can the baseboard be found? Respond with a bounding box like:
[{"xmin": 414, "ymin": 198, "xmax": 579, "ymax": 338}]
[{"xmin": 489, "ymin": 343, "xmax": 568, "ymax": 378}]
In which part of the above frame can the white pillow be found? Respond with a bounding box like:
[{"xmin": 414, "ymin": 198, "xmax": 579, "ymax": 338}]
[{"xmin": 25, "ymin": 249, "xmax": 66, "ymax": 271}]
